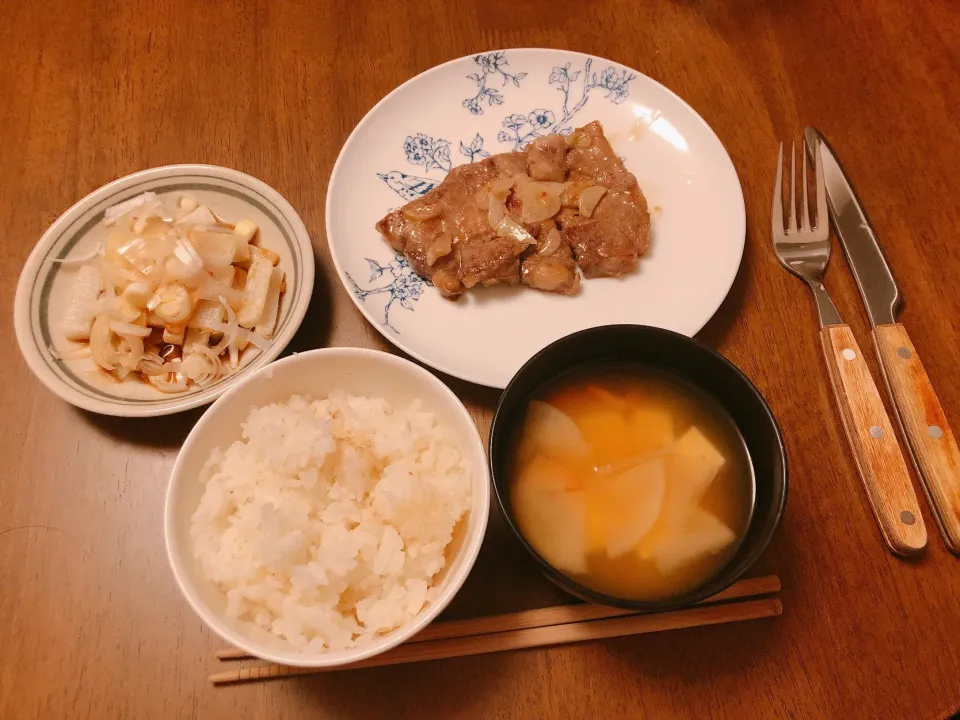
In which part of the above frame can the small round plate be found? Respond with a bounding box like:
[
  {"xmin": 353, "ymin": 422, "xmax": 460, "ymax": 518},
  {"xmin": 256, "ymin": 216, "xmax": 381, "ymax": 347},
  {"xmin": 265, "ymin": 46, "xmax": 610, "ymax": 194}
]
[
  {"xmin": 327, "ymin": 49, "xmax": 745, "ymax": 388},
  {"xmin": 14, "ymin": 164, "xmax": 315, "ymax": 417}
]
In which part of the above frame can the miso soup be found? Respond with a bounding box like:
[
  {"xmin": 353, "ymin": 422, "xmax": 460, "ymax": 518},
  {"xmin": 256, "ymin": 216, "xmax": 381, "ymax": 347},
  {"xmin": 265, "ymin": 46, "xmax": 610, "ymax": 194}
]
[{"xmin": 510, "ymin": 363, "xmax": 754, "ymax": 601}]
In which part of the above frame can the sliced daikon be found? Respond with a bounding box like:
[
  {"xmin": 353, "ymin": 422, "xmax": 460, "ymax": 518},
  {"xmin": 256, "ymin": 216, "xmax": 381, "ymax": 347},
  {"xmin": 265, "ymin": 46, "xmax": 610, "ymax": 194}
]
[
  {"xmin": 188, "ymin": 299, "xmax": 225, "ymax": 331},
  {"xmin": 512, "ymin": 468, "xmax": 587, "ymax": 575},
  {"xmin": 233, "ymin": 235, "xmax": 251, "ymax": 264},
  {"xmin": 233, "ymin": 220, "xmax": 257, "ymax": 262},
  {"xmin": 516, "ymin": 454, "xmax": 571, "ymax": 494},
  {"xmin": 517, "ymin": 401, "xmax": 590, "ymax": 466},
  {"xmin": 577, "ymin": 410, "xmax": 632, "ymax": 465},
  {"xmin": 673, "ymin": 425, "xmax": 725, "ymax": 470},
  {"xmin": 583, "ymin": 385, "xmax": 629, "ymax": 414},
  {"xmin": 662, "ymin": 426, "xmax": 725, "ymax": 524},
  {"xmin": 175, "ymin": 205, "xmax": 217, "ymax": 227},
  {"xmin": 61, "ymin": 265, "xmax": 102, "ymax": 341},
  {"xmin": 551, "ymin": 385, "xmax": 625, "ymax": 421},
  {"xmin": 627, "ymin": 406, "xmax": 674, "ymax": 455},
  {"xmin": 104, "ymin": 192, "xmax": 158, "ymax": 226},
  {"xmin": 652, "ymin": 509, "xmax": 735, "ymax": 575},
  {"xmin": 238, "ymin": 253, "xmax": 273, "ymax": 327},
  {"xmin": 637, "ymin": 426, "xmax": 726, "ymax": 558},
  {"xmin": 255, "ymin": 268, "xmax": 284, "ymax": 338},
  {"xmin": 189, "ymin": 229, "xmax": 237, "ymax": 269},
  {"xmin": 585, "ymin": 458, "xmax": 666, "ymax": 557},
  {"xmin": 210, "ymin": 265, "xmax": 236, "ymax": 287}
]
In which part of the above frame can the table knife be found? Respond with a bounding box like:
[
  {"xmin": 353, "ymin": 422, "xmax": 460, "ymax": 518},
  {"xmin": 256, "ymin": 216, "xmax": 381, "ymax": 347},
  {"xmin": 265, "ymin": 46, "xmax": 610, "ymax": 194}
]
[{"xmin": 806, "ymin": 126, "xmax": 960, "ymax": 554}]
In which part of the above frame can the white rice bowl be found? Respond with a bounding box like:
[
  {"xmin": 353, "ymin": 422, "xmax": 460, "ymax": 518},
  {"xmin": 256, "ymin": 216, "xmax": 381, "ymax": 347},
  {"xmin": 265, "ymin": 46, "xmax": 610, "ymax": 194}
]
[
  {"xmin": 190, "ymin": 392, "xmax": 471, "ymax": 651},
  {"xmin": 165, "ymin": 348, "xmax": 489, "ymax": 668}
]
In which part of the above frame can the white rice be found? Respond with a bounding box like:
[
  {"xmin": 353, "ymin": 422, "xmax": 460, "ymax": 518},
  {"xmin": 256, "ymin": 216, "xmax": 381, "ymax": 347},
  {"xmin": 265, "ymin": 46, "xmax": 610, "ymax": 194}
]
[{"xmin": 190, "ymin": 391, "xmax": 472, "ymax": 651}]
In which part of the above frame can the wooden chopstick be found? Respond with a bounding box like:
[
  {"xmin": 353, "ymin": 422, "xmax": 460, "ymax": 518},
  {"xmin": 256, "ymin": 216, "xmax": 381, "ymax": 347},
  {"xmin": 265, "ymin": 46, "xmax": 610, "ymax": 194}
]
[
  {"xmin": 216, "ymin": 574, "xmax": 780, "ymax": 661},
  {"xmin": 209, "ymin": 596, "xmax": 781, "ymax": 684}
]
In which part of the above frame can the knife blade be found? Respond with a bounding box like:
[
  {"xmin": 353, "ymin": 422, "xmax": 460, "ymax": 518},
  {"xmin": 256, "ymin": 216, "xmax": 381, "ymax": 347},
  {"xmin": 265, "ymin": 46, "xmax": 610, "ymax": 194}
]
[
  {"xmin": 806, "ymin": 126, "xmax": 960, "ymax": 554},
  {"xmin": 804, "ymin": 127, "xmax": 900, "ymax": 326}
]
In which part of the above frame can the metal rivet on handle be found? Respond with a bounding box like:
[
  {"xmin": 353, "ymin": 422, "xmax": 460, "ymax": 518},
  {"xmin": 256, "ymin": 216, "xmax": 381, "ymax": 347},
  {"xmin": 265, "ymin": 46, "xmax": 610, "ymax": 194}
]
[
  {"xmin": 900, "ymin": 511, "xmax": 916, "ymax": 525},
  {"xmin": 897, "ymin": 347, "xmax": 912, "ymax": 359},
  {"xmin": 929, "ymin": 425, "xmax": 944, "ymax": 439},
  {"xmin": 842, "ymin": 348, "xmax": 856, "ymax": 361},
  {"xmin": 869, "ymin": 426, "xmax": 884, "ymax": 439}
]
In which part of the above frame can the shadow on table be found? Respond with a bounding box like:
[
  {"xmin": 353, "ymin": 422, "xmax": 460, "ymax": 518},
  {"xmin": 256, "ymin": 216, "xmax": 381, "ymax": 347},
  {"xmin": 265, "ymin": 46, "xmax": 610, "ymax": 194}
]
[
  {"xmin": 601, "ymin": 604, "xmax": 781, "ymax": 680},
  {"xmin": 282, "ymin": 254, "xmax": 335, "ymax": 356},
  {"xmin": 76, "ymin": 405, "xmax": 205, "ymax": 450},
  {"xmin": 442, "ymin": 374, "xmax": 502, "ymax": 413},
  {"xmin": 695, "ymin": 249, "xmax": 750, "ymax": 351},
  {"xmin": 74, "ymin": 256, "xmax": 334, "ymax": 449}
]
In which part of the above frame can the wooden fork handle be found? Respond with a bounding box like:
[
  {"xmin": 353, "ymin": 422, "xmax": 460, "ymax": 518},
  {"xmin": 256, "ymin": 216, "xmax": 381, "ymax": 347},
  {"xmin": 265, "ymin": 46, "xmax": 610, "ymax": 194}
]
[
  {"xmin": 821, "ymin": 324, "xmax": 927, "ymax": 556},
  {"xmin": 873, "ymin": 323, "xmax": 960, "ymax": 554}
]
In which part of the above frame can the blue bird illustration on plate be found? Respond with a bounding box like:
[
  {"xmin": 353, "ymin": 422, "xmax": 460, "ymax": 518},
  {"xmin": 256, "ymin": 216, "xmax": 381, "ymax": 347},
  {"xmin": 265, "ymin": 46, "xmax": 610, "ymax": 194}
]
[{"xmin": 377, "ymin": 171, "xmax": 440, "ymax": 201}]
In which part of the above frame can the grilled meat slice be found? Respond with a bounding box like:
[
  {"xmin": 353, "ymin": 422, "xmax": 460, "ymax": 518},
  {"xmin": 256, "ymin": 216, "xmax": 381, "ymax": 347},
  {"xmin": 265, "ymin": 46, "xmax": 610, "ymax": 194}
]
[
  {"xmin": 375, "ymin": 119, "xmax": 650, "ymax": 297},
  {"xmin": 520, "ymin": 219, "xmax": 580, "ymax": 294},
  {"xmin": 562, "ymin": 121, "xmax": 651, "ymax": 278}
]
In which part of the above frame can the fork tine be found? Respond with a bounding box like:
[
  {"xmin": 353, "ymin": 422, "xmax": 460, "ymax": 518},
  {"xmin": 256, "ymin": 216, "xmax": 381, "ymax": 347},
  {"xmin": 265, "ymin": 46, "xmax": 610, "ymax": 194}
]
[
  {"xmin": 814, "ymin": 138, "xmax": 828, "ymax": 238},
  {"xmin": 788, "ymin": 142, "xmax": 798, "ymax": 234},
  {"xmin": 801, "ymin": 140, "xmax": 811, "ymax": 231},
  {"xmin": 771, "ymin": 142, "xmax": 784, "ymax": 237}
]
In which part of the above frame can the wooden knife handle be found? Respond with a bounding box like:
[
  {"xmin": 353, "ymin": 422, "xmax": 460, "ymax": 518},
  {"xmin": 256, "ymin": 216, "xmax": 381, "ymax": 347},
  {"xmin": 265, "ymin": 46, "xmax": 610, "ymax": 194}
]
[
  {"xmin": 821, "ymin": 325, "xmax": 927, "ymax": 555},
  {"xmin": 874, "ymin": 323, "xmax": 960, "ymax": 554}
]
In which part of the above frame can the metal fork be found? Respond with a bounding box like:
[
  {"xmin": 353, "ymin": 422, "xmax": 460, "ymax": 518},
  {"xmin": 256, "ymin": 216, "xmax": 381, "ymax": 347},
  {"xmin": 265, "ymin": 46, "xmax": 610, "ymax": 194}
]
[
  {"xmin": 772, "ymin": 141, "xmax": 840, "ymax": 327},
  {"xmin": 771, "ymin": 140, "xmax": 926, "ymax": 556}
]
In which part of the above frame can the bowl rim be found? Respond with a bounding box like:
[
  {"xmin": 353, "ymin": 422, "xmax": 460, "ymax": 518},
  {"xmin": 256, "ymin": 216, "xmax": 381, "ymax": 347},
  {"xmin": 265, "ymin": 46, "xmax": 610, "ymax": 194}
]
[
  {"xmin": 13, "ymin": 163, "xmax": 315, "ymax": 418},
  {"xmin": 488, "ymin": 323, "xmax": 788, "ymax": 611},
  {"xmin": 164, "ymin": 346, "xmax": 491, "ymax": 667}
]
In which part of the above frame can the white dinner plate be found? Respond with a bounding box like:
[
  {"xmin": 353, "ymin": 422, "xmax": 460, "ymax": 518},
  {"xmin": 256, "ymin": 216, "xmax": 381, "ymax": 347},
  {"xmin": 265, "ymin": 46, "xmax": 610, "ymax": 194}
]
[
  {"xmin": 327, "ymin": 48, "xmax": 745, "ymax": 388},
  {"xmin": 14, "ymin": 165, "xmax": 315, "ymax": 417}
]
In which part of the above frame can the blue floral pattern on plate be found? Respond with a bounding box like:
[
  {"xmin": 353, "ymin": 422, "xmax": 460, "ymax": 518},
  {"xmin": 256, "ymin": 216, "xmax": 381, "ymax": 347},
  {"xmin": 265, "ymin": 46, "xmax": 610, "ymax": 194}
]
[
  {"xmin": 497, "ymin": 109, "xmax": 556, "ymax": 150},
  {"xmin": 344, "ymin": 255, "xmax": 429, "ymax": 333},
  {"xmin": 459, "ymin": 133, "xmax": 490, "ymax": 162},
  {"xmin": 497, "ymin": 58, "xmax": 636, "ymax": 149},
  {"xmin": 403, "ymin": 133, "xmax": 452, "ymax": 172},
  {"xmin": 462, "ymin": 51, "xmax": 527, "ymax": 115}
]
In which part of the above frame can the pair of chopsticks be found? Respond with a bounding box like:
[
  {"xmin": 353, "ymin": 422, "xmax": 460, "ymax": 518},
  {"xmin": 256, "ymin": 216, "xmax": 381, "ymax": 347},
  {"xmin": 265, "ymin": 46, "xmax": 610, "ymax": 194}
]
[{"xmin": 209, "ymin": 575, "xmax": 781, "ymax": 685}]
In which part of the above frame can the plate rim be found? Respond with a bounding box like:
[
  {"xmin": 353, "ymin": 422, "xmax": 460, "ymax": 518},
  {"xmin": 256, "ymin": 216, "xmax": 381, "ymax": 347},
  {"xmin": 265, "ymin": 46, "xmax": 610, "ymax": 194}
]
[
  {"xmin": 13, "ymin": 163, "xmax": 316, "ymax": 417},
  {"xmin": 326, "ymin": 47, "xmax": 746, "ymax": 388}
]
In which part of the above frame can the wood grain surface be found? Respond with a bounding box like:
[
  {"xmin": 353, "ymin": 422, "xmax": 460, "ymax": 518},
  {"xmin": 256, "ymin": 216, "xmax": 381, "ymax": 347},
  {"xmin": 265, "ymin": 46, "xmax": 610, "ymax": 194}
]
[
  {"xmin": 1, "ymin": 0, "xmax": 959, "ymax": 718},
  {"xmin": 874, "ymin": 323, "xmax": 960, "ymax": 553},
  {"xmin": 820, "ymin": 324, "xmax": 926, "ymax": 555}
]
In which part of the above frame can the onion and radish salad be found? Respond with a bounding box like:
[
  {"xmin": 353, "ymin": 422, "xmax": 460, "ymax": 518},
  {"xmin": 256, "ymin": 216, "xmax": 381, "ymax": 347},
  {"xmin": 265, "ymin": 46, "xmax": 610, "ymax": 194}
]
[{"xmin": 55, "ymin": 192, "xmax": 283, "ymax": 393}]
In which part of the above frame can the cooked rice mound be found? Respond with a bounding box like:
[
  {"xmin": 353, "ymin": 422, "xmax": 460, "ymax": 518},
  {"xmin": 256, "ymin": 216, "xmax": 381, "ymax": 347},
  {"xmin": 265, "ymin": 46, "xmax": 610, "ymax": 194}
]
[{"xmin": 190, "ymin": 391, "xmax": 472, "ymax": 651}]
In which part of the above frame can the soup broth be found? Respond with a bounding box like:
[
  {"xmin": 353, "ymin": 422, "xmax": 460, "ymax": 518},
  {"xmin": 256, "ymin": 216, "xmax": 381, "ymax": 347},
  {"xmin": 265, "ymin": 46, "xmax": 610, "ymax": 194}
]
[{"xmin": 509, "ymin": 362, "xmax": 754, "ymax": 601}]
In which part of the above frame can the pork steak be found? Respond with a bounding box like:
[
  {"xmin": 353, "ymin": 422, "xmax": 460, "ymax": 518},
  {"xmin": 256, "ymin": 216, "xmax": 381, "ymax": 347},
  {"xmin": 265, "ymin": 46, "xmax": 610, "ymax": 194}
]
[{"xmin": 375, "ymin": 120, "xmax": 650, "ymax": 298}]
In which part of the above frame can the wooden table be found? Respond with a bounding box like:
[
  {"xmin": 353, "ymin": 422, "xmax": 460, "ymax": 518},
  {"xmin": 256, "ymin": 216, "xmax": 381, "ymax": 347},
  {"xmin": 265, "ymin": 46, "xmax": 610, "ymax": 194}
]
[{"xmin": 2, "ymin": 1, "xmax": 959, "ymax": 717}]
